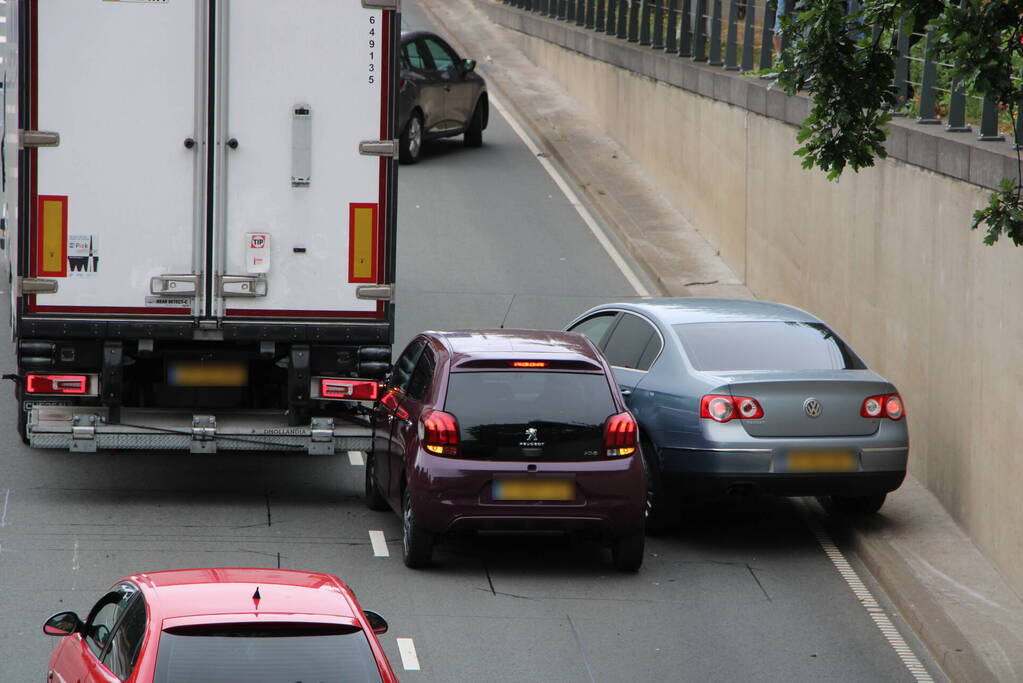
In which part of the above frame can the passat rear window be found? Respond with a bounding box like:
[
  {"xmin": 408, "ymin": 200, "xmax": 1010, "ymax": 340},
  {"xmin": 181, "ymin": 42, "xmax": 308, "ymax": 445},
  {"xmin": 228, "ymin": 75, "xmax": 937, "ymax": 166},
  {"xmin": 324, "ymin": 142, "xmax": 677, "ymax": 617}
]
[
  {"xmin": 674, "ymin": 321, "xmax": 866, "ymax": 372},
  {"xmin": 445, "ymin": 371, "xmax": 616, "ymax": 432},
  {"xmin": 152, "ymin": 625, "xmax": 382, "ymax": 683}
]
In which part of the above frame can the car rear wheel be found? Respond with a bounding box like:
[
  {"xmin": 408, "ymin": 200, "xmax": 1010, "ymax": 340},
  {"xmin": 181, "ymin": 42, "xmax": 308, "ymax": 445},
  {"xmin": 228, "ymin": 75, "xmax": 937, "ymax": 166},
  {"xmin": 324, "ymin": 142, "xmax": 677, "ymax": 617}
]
[
  {"xmin": 364, "ymin": 452, "xmax": 389, "ymax": 511},
  {"xmin": 818, "ymin": 492, "xmax": 887, "ymax": 515},
  {"xmin": 611, "ymin": 532, "xmax": 645, "ymax": 572},
  {"xmin": 399, "ymin": 112, "xmax": 423, "ymax": 164},
  {"xmin": 463, "ymin": 99, "xmax": 485, "ymax": 147},
  {"xmin": 641, "ymin": 437, "xmax": 671, "ymax": 534},
  {"xmin": 402, "ymin": 486, "xmax": 434, "ymax": 568}
]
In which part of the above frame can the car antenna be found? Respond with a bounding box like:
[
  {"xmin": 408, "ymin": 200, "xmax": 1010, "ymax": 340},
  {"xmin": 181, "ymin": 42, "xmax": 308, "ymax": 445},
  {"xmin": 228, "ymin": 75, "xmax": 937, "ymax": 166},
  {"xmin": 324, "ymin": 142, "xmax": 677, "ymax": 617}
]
[
  {"xmin": 499, "ymin": 294, "xmax": 516, "ymax": 329},
  {"xmin": 252, "ymin": 587, "xmax": 261, "ymax": 610}
]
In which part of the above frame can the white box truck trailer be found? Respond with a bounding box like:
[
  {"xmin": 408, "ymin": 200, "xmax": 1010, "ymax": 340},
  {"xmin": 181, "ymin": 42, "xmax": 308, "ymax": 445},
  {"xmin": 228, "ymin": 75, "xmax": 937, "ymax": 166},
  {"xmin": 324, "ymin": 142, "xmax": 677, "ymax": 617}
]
[{"xmin": 1, "ymin": 0, "xmax": 400, "ymax": 453}]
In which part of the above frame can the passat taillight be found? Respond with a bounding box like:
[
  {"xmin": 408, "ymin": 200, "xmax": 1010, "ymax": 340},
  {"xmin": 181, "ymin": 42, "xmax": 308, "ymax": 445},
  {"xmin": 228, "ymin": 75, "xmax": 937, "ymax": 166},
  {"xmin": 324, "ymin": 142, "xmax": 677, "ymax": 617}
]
[
  {"xmin": 861, "ymin": 394, "xmax": 905, "ymax": 421},
  {"xmin": 700, "ymin": 395, "xmax": 763, "ymax": 422},
  {"xmin": 604, "ymin": 411, "xmax": 638, "ymax": 457},
  {"xmin": 25, "ymin": 374, "xmax": 88, "ymax": 395},
  {"xmin": 320, "ymin": 378, "xmax": 379, "ymax": 401},
  {"xmin": 422, "ymin": 410, "xmax": 459, "ymax": 456}
]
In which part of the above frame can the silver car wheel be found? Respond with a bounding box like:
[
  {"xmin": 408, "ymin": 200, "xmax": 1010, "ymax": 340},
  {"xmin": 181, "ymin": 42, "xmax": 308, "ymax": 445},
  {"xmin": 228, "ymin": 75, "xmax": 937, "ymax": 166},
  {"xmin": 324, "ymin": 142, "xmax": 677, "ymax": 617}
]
[{"xmin": 408, "ymin": 116, "xmax": 422, "ymax": 159}]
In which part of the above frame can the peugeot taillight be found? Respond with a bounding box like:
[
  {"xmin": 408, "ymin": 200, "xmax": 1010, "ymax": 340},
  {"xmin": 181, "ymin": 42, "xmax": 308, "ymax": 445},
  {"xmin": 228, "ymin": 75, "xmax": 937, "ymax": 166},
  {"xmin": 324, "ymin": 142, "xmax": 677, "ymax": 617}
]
[
  {"xmin": 380, "ymin": 391, "xmax": 408, "ymax": 420},
  {"xmin": 861, "ymin": 394, "xmax": 905, "ymax": 421},
  {"xmin": 700, "ymin": 395, "xmax": 763, "ymax": 422},
  {"xmin": 25, "ymin": 374, "xmax": 88, "ymax": 395},
  {"xmin": 320, "ymin": 378, "xmax": 379, "ymax": 401},
  {"xmin": 604, "ymin": 411, "xmax": 638, "ymax": 457},
  {"xmin": 421, "ymin": 410, "xmax": 459, "ymax": 456}
]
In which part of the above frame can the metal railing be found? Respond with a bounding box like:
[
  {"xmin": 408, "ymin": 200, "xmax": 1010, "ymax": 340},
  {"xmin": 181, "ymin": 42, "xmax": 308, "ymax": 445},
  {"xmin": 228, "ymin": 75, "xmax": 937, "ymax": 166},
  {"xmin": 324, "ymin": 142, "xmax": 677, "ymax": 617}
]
[{"xmin": 502, "ymin": 0, "xmax": 1017, "ymax": 147}]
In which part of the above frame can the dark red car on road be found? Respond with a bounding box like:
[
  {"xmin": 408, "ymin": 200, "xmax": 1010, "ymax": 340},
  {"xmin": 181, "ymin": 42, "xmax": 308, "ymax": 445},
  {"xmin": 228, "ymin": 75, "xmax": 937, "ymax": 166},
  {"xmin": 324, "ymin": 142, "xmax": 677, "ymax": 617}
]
[
  {"xmin": 366, "ymin": 330, "xmax": 647, "ymax": 570},
  {"xmin": 42, "ymin": 568, "xmax": 398, "ymax": 683}
]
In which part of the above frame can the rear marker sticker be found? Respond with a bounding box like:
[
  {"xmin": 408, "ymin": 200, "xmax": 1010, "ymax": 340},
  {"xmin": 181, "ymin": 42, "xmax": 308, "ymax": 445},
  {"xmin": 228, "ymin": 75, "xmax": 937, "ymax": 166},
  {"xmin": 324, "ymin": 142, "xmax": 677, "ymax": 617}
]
[
  {"xmin": 35, "ymin": 196, "xmax": 67, "ymax": 277},
  {"xmin": 348, "ymin": 203, "xmax": 378, "ymax": 283}
]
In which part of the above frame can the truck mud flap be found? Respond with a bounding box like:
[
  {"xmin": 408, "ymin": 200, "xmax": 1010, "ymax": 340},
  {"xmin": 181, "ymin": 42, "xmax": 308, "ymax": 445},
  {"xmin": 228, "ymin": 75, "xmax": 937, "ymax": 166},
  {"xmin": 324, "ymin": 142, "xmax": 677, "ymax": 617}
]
[{"xmin": 27, "ymin": 407, "xmax": 372, "ymax": 455}]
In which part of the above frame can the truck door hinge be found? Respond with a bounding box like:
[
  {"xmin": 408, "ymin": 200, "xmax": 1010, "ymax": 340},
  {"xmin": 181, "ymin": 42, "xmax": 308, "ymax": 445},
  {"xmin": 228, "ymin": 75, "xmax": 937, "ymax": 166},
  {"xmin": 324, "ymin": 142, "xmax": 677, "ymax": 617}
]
[
  {"xmin": 71, "ymin": 415, "xmax": 98, "ymax": 453},
  {"xmin": 362, "ymin": 0, "xmax": 400, "ymax": 10},
  {"xmin": 191, "ymin": 415, "xmax": 217, "ymax": 454},
  {"xmin": 356, "ymin": 284, "xmax": 394, "ymax": 301},
  {"xmin": 309, "ymin": 417, "xmax": 336, "ymax": 455},
  {"xmin": 359, "ymin": 139, "xmax": 398, "ymax": 158},
  {"xmin": 151, "ymin": 274, "xmax": 200, "ymax": 296},
  {"xmin": 20, "ymin": 130, "xmax": 61, "ymax": 148},
  {"xmin": 220, "ymin": 275, "xmax": 268, "ymax": 297},
  {"xmin": 20, "ymin": 278, "xmax": 59, "ymax": 294}
]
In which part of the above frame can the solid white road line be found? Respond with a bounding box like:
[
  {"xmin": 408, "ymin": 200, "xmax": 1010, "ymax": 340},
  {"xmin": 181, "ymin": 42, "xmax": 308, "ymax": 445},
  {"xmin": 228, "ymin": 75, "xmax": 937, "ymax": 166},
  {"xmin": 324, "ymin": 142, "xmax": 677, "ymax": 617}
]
[
  {"xmin": 368, "ymin": 530, "xmax": 389, "ymax": 558},
  {"xmin": 489, "ymin": 95, "xmax": 650, "ymax": 298},
  {"xmin": 0, "ymin": 488, "xmax": 10, "ymax": 527},
  {"xmin": 396, "ymin": 637, "xmax": 421, "ymax": 671},
  {"xmin": 348, "ymin": 450, "xmax": 365, "ymax": 466},
  {"xmin": 799, "ymin": 500, "xmax": 935, "ymax": 683}
]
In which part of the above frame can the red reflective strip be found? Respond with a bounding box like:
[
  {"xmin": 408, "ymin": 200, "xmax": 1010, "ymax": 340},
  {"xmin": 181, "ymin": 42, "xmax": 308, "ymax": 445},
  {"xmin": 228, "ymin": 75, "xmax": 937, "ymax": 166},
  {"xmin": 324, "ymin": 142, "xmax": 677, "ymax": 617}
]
[
  {"xmin": 321, "ymin": 379, "xmax": 379, "ymax": 401},
  {"xmin": 25, "ymin": 374, "xmax": 87, "ymax": 395}
]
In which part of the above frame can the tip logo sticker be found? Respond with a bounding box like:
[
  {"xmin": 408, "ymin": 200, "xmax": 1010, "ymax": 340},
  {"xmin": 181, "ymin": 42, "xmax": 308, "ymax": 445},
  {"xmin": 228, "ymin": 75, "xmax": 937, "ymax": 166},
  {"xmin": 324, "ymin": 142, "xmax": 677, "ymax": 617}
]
[
  {"xmin": 68, "ymin": 235, "xmax": 99, "ymax": 276},
  {"xmin": 246, "ymin": 233, "xmax": 270, "ymax": 274}
]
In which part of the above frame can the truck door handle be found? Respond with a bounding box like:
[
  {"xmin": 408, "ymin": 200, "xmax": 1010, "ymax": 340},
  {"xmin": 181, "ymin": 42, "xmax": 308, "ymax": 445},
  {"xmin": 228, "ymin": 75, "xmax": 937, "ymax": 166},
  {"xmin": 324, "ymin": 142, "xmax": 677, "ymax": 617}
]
[
  {"xmin": 184, "ymin": 137, "xmax": 196, "ymax": 149},
  {"xmin": 227, "ymin": 138, "xmax": 239, "ymax": 149}
]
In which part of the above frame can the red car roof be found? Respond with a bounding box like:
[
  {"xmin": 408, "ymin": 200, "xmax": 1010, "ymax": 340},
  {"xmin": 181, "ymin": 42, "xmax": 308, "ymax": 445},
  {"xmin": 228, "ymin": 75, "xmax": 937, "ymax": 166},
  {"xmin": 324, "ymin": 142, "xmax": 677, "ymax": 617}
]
[{"xmin": 132, "ymin": 568, "xmax": 358, "ymax": 620}]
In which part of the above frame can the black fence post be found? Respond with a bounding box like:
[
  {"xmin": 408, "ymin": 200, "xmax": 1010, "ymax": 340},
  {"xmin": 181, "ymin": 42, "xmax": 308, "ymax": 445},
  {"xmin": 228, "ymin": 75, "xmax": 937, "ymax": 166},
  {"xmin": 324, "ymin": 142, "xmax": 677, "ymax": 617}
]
[
  {"xmin": 665, "ymin": 0, "xmax": 679, "ymax": 52},
  {"xmin": 652, "ymin": 0, "xmax": 665, "ymax": 49},
  {"xmin": 628, "ymin": 1, "xmax": 640, "ymax": 42},
  {"xmin": 891, "ymin": 16, "xmax": 910, "ymax": 116},
  {"xmin": 758, "ymin": 1, "xmax": 776, "ymax": 70},
  {"xmin": 596, "ymin": 0, "xmax": 606, "ymax": 30},
  {"xmin": 978, "ymin": 97, "xmax": 1005, "ymax": 141},
  {"xmin": 576, "ymin": 0, "xmax": 586, "ymax": 25},
  {"xmin": 916, "ymin": 29, "xmax": 940, "ymax": 124},
  {"xmin": 585, "ymin": 0, "xmax": 596, "ymax": 27},
  {"xmin": 708, "ymin": 0, "xmax": 723, "ymax": 65},
  {"xmin": 678, "ymin": 0, "xmax": 693, "ymax": 57},
  {"xmin": 740, "ymin": 1, "xmax": 755, "ymax": 71},
  {"xmin": 606, "ymin": 0, "xmax": 617, "ymax": 32},
  {"xmin": 617, "ymin": 0, "xmax": 629, "ymax": 38},
  {"xmin": 724, "ymin": 0, "xmax": 740, "ymax": 70},
  {"xmin": 693, "ymin": 0, "xmax": 707, "ymax": 61},
  {"xmin": 640, "ymin": 1, "xmax": 653, "ymax": 45}
]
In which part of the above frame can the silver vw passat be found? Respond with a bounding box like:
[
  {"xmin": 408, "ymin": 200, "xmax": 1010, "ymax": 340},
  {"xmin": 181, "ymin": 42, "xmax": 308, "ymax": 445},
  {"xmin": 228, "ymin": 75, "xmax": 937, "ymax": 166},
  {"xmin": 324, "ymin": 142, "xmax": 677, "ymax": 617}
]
[{"xmin": 565, "ymin": 299, "xmax": 908, "ymax": 519}]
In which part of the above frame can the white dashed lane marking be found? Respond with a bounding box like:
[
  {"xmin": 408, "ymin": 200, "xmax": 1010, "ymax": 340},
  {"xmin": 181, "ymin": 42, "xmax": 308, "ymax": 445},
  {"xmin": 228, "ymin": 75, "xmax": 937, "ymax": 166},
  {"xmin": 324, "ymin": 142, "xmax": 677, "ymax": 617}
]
[
  {"xmin": 396, "ymin": 637, "xmax": 421, "ymax": 671},
  {"xmin": 348, "ymin": 450, "xmax": 365, "ymax": 466},
  {"xmin": 368, "ymin": 530, "xmax": 389, "ymax": 557},
  {"xmin": 799, "ymin": 500, "xmax": 935, "ymax": 683}
]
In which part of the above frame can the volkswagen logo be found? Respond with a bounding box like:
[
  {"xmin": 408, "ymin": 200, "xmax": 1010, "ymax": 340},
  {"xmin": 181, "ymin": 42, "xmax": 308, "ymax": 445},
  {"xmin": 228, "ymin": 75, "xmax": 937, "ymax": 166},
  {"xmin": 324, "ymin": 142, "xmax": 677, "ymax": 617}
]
[{"xmin": 803, "ymin": 398, "xmax": 823, "ymax": 418}]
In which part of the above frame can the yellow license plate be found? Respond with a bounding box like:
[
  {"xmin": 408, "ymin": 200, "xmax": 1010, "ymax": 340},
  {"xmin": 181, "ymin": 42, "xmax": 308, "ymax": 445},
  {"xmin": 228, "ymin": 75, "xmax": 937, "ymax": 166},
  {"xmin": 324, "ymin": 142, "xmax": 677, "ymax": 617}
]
[
  {"xmin": 786, "ymin": 451, "xmax": 856, "ymax": 472},
  {"xmin": 169, "ymin": 362, "xmax": 248, "ymax": 387},
  {"xmin": 493, "ymin": 478, "xmax": 574, "ymax": 501}
]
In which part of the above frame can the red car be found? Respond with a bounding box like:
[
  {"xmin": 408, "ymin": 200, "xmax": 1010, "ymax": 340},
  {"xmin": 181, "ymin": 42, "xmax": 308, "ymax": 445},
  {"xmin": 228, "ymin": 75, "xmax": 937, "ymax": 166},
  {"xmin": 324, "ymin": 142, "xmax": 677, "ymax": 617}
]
[
  {"xmin": 366, "ymin": 330, "xmax": 647, "ymax": 570},
  {"xmin": 42, "ymin": 568, "xmax": 399, "ymax": 683}
]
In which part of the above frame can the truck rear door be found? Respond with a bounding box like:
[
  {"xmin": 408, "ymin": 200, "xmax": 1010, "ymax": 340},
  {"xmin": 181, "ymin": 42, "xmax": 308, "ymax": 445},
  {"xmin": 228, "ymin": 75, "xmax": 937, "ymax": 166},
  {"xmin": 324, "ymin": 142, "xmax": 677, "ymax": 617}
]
[{"xmin": 26, "ymin": 0, "xmax": 395, "ymax": 326}]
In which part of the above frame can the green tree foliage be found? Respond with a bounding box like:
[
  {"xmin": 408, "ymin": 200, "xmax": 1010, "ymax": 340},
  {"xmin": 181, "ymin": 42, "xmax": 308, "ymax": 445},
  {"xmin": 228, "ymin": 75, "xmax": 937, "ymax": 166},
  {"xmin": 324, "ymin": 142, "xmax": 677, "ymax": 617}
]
[{"xmin": 777, "ymin": 0, "xmax": 1023, "ymax": 245}]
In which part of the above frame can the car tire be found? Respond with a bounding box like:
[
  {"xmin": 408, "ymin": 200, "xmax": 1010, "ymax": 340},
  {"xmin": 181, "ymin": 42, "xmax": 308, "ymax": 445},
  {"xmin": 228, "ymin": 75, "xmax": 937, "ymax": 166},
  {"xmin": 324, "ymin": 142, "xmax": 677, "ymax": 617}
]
[
  {"xmin": 818, "ymin": 492, "xmax": 887, "ymax": 515},
  {"xmin": 402, "ymin": 486, "xmax": 434, "ymax": 568},
  {"xmin": 611, "ymin": 532, "xmax": 645, "ymax": 572},
  {"xmin": 641, "ymin": 438, "xmax": 671, "ymax": 534},
  {"xmin": 399, "ymin": 112, "xmax": 423, "ymax": 165},
  {"xmin": 17, "ymin": 404, "xmax": 29, "ymax": 445},
  {"xmin": 364, "ymin": 452, "xmax": 389, "ymax": 511},
  {"xmin": 463, "ymin": 99, "xmax": 485, "ymax": 148}
]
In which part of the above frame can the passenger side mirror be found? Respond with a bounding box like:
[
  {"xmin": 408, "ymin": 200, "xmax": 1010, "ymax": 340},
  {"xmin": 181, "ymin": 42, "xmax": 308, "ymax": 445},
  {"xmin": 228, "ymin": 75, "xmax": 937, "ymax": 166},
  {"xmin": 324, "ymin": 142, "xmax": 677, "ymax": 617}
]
[
  {"xmin": 43, "ymin": 611, "xmax": 82, "ymax": 636},
  {"xmin": 462, "ymin": 58, "xmax": 476, "ymax": 73},
  {"xmin": 363, "ymin": 610, "xmax": 388, "ymax": 634}
]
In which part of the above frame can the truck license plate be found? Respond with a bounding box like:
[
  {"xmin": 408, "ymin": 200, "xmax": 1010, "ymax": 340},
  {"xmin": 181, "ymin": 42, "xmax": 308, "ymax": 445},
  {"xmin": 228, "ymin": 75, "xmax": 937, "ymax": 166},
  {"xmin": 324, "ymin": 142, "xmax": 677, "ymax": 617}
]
[{"xmin": 168, "ymin": 362, "xmax": 248, "ymax": 387}]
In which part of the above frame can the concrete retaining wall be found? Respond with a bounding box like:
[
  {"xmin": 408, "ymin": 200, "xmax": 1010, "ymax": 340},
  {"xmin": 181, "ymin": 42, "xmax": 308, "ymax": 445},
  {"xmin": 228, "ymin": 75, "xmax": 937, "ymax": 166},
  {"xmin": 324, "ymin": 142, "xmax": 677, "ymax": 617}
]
[{"xmin": 481, "ymin": 2, "xmax": 1023, "ymax": 596}]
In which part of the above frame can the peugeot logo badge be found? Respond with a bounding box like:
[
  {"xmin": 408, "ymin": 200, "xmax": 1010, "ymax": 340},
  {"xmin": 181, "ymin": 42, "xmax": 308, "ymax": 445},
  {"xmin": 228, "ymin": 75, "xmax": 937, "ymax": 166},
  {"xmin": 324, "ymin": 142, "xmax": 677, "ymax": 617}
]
[
  {"xmin": 524, "ymin": 427, "xmax": 539, "ymax": 442},
  {"xmin": 803, "ymin": 398, "xmax": 822, "ymax": 418}
]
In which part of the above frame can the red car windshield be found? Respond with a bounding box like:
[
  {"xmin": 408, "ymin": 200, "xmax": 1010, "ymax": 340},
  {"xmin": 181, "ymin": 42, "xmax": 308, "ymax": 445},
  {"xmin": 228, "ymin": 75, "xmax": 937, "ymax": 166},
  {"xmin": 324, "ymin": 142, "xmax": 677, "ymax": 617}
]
[{"xmin": 152, "ymin": 624, "xmax": 383, "ymax": 683}]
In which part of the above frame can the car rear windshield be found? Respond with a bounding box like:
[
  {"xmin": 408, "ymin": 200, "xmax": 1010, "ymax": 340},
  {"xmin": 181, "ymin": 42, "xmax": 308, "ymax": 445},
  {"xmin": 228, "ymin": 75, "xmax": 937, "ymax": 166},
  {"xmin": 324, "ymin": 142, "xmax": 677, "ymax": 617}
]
[
  {"xmin": 673, "ymin": 321, "xmax": 866, "ymax": 371},
  {"xmin": 152, "ymin": 625, "xmax": 382, "ymax": 683},
  {"xmin": 445, "ymin": 371, "xmax": 617, "ymax": 431}
]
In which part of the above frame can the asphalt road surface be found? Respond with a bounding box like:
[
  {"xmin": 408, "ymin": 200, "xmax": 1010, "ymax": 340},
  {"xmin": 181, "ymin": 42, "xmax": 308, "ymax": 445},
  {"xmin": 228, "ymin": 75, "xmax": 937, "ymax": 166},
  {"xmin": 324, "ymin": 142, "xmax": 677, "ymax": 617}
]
[{"xmin": 0, "ymin": 3, "xmax": 948, "ymax": 681}]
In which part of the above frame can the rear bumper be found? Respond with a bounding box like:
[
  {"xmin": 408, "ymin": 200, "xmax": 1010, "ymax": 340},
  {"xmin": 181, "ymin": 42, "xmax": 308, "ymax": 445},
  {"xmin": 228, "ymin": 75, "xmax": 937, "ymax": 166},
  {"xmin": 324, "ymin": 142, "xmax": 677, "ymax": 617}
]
[
  {"xmin": 665, "ymin": 471, "xmax": 907, "ymax": 497},
  {"xmin": 410, "ymin": 452, "xmax": 646, "ymax": 538},
  {"xmin": 26, "ymin": 406, "xmax": 371, "ymax": 454}
]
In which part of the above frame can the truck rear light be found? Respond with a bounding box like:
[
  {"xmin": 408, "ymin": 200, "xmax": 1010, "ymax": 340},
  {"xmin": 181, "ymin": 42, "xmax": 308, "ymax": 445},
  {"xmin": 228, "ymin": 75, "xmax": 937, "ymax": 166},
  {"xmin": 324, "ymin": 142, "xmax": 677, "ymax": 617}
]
[
  {"xmin": 861, "ymin": 394, "xmax": 904, "ymax": 420},
  {"xmin": 422, "ymin": 410, "xmax": 459, "ymax": 455},
  {"xmin": 604, "ymin": 411, "xmax": 637, "ymax": 457},
  {"xmin": 319, "ymin": 378, "xmax": 379, "ymax": 401},
  {"xmin": 25, "ymin": 374, "xmax": 88, "ymax": 395},
  {"xmin": 700, "ymin": 395, "xmax": 763, "ymax": 422}
]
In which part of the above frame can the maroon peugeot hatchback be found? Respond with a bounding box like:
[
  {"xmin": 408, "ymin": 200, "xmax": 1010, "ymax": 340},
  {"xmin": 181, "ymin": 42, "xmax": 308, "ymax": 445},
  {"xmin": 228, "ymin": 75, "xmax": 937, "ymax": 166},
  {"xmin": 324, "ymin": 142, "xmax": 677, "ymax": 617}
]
[{"xmin": 365, "ymin": 330, "xmax": 647, "ymax": 571}]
